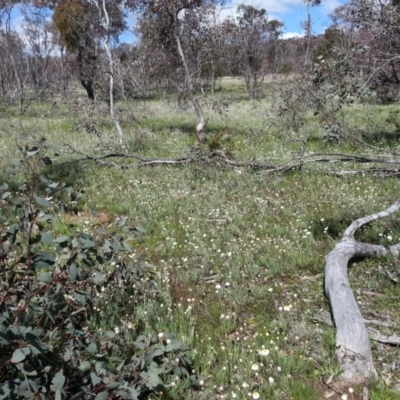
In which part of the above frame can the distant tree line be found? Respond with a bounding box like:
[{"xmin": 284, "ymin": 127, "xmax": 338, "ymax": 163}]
[{"xmin": 1, "ymin": 0, "xmax": 400, "ymax": 111}]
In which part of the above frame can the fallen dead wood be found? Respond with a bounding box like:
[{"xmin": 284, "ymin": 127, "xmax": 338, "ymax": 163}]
[
  {"xmin": 325, "ymin": 200, "xmax": 400, "ymax": 385},
  {"xmin": 57, "ymin": 145, "xmax": 400, "ymax": 176},
  {"xmin": 368, "ymin": 328, "xmax": 400, "ymax": 345},
  {"xmin": 314, "ymin": 310, "xmax": 400, "ymax": 336}
]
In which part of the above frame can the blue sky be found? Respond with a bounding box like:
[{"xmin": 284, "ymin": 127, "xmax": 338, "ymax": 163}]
[
  {"xmin": 9, "ymin": 0, "xmax": 348, "ymax": 45},
  {"xmin": 223, "ymin": 0, "xmax": 347, "ymax": 38}
]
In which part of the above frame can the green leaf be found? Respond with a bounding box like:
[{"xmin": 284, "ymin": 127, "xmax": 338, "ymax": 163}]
[
  {"xmin": 55, "ymin": 235, "xmax": 70, "ymax": 248},
  {"xmin": 11, "ymin": 347, "xmax": 30, "ymax": 363},
  {"xmin": 135, "ymin": 226, "xmax": 147, "ymax": 234},
  {"xmin": 0, "ymin": 384, "xmax": 10, "ymax": 400},
  {"xmin": 70, "ymin": 393, "xmax": 85, "ymax": 400},
  {"xmin": 0, "ymin": 332, "xmax": 10, "ymax": 345},
  {"xmin": 39, "ymin": 272, "xmax": 53, "ymax": 284},
  {"xmin": 41, "ymin": 232, "xmax": 54, "ymax": 245},
  {"xmin": 106, "ymin": 383, "xmax": 120, "ymax": 390},
  {"xmin": 94, "ymin": 392, "xmax": 108, "ymax": 400},
  {"xmin": 1, "ymin": 191, "xmax": 11, "ymax": 200},
  {"xmin": 32, "ymin": 251, "xmax": 55, "ymax": 269},
  {"xmin": 50, "ymin": 370, "xmax": 66, "ymax": 392},
  {"xmin": 87, "ymin": 342, "xmax": 97, "ymax": 354},
  {"xmin": 141, "ymin": 371, "xmax": 164, "ymax": 392},
  {"xmin": 95, "ymin": 362, "xmax": 107, "ymax": 376},
  {"xmin": 11, "ymin": 159, "xmax": 21, "ymax": 167},
  {"xmin": 94, "ymin": 271, "xmax": 105, "ymax": 284},
  {"xmin": 70, "ymin": 264, "xmax": 77, "ymax": 283},
  {"xmin": 6, "ymin": 225, "xmax": 18, "ymax": 244},
  {"xmin": 36, "ymin": 197, "xmax": 51, "ymax": 208},
  {"xmin": 91, "ymin": 372, "xmax": 102, "ymax": 386},
  {"xmin": 79, "ymin": 237, "xmax": 95, "ymax": 249},
  {"xmin": 79, "ymin": 361, "xmax": 91, "ymax": 372}
]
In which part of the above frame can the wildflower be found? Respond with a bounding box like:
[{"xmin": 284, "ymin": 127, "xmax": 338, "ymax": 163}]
[
  {"xmin": 283, "ymin": 304, "xmax": 292, "ymax": 311},
  {"xmin": 251, "ymin": 363, "xmax": 259, "ymax": 371},
  {"xmin": 348, "ymin": 388, "xmax": 353, "ymax": 394},
  {"xmin": 242, "ymin": 382, "xmax": 249, "ymax": 388},
  {"xmin": 252, "ymin": 392, "xmax": 260, "ymax": 399},
  {"xmin": 268, "ymin": 377, "xmax": 274, "ymax": 384},
  {"xmin": 341, "ymin": 395, "xmax": 348, "ymax": 400},
  {"xmin": 258, "ymin": 348, "xmax": 270, "ymax": 356}
]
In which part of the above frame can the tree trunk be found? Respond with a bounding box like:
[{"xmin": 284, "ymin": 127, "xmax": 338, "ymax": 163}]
[
  {"xmin": 175, "ymin": 32, "xmax": 207, "ymax": 144},
  {"xmin": 325, "ymin": 199, "xmax": 400, "ymax": 385},
  {"xmin": 80, "ymin": 79, "xmax": 95, "ymax": 101},
  {"xmin": 100, "ymin": 0, "xmax": 125, "ymax": 146}
]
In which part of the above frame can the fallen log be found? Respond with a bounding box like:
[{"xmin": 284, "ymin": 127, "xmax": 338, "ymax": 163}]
[{"xmin": 325, "ymin": 200, "xmax": 400, "ymax": 384}]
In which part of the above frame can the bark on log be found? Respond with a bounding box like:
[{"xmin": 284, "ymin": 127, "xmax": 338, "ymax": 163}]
[{"xmin": 325, "ymin": 200, "xmax": 400, "ymax": 384}]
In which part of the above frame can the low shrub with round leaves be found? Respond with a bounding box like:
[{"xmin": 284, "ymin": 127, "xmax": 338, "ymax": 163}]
[{"xmin": 0, "ymin": 135, "xmax": 200, "ymax": 399}]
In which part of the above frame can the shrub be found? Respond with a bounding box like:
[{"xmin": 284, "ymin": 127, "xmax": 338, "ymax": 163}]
[{"xmin": 0, "ymin": 135, "xmax": 198, "ymax": 399}]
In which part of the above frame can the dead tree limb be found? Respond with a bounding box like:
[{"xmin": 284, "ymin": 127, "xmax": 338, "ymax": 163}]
[
  {"xmin": 57, "ymin": 145, "xmax": 400, "ymax": 176},
  {"xmin": 325, "ymin": 200, "xmax": 400, "ymax": 384}
]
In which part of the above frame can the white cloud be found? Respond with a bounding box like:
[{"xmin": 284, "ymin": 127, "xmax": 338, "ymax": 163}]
[
  {"xmin": 282, "ymin": 31, "xmax": 304, "ymax": 39},
  {"xmin": 227, "ymin": 0, "xmax": 305, "ymax": 15},
  {"xmin": 224, "ymin": 0, "xmax": 344, "ymax": 17}
]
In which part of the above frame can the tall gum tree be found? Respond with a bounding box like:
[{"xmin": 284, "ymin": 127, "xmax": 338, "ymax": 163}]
[
  {"xmin": 134, "ymin": 0, "xmax": 223, "ymax": 144},
  {"xmin": 228, "ymin": 4, "xmax": 282, "ymax": 99},
  {"xmin": 50, "ymin": 0, "xmax": 126, "ymax": 100}
]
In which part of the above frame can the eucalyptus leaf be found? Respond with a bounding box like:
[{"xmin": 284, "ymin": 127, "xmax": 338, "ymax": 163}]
[
  {"xmin": 70, "ymin": 392, "xmax": 85, "ymax": 400},
  {"xmin": 94, "ymin": 392, "xmax": 108, "ymax": 400},
  {"xmin": 79, "ymin": 361, "xmax": 91, "ymax": 371},
  {"xmin": 91, "ymin": 372, "xmax": 102, "ymax": 386},
  {"xmin": 50, "ymin": 370, "xmax": 66, "ymax": 392},
  {"xmin": 11, "ymin": 347, "xmax": 30, "ymax": 363},
  {"xmin": 94, "ymin": 270, "xmax": 105, "ymax": 283},
  {"xmin": 70, "ymin": 264, "xmax": 77, "ymax": 283},
  {"xmin": 39, "ymin": 272, "xmax": 53, "ymax": 284},
  {"xmin": 36, "ymin": 197, "xmax": 51, "ymax": 208},
  {"xmin": 41, "ymin": 232, "xmax": 54, "ymax": 245}
]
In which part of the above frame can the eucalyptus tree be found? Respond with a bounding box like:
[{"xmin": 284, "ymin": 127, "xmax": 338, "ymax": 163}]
[
  {"xmin": 134, "ymin": 0, "xmax": 223, "ymax": 144},
  {"xmin": 228, "ymin": 4, "xmax": 282, "ymax": 99},
  {"xmin": 328, "ymin": 0, "xmax": 400, "ymax": 103},
  {"xmin": 0, "ymin": 2, "xmax": 30, "ymax": 110},
  {"xmin": 50, "ymin": 0, "xmax": 126, "ymax": 100}
]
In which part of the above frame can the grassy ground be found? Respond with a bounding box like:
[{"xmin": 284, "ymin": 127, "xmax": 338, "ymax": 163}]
[{"xmin": 1, "ymin": 77, "xmax": 400, "ymax": 399}]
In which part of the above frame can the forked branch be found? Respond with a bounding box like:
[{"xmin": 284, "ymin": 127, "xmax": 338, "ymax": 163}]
[{"xmin": 325, "ymin": 200, "xmax": 400, "ymax": 385}]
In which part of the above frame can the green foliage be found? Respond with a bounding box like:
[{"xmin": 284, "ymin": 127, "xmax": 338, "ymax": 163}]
[
  {"xmin": 53, "ymin": 1, "xmax": 86, "ymax": 52},
  {"xmin": 206, "ymin": 130, "xmax": 237, "ymax": 158},
  {"xmin": 288, "ymin": 381, "xmax": 319, "ymax": 400},
  {"xmin": 0, "ymin": 136, "xmax": 197, "ymax": 399}
]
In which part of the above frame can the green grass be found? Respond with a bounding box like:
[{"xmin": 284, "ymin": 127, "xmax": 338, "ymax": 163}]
[{"xmin": 1, "ymin": 77, "xmax": 400, "ymax": 398}]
